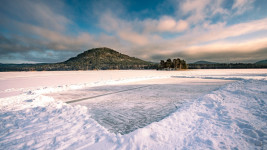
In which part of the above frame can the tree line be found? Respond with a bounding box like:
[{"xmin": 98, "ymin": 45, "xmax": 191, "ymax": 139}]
[{"xmin": 188, "ymin": 63, "xmax": 267, "ymax": 69}]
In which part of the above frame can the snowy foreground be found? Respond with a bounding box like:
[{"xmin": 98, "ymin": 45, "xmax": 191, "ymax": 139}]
[{"xmin": 0, "ymin": 69, "xmax": 267, "ymax": 149}]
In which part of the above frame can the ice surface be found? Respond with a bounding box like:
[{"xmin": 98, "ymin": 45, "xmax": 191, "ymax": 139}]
[
  {"xmin": 0, "ymin": 69, "xmax": 266, "ymax": 149},
  {"xmin": 1, "ymin": 69, "xmax": 266, "ymax": 98},
  {"xmin": 48, "ymin": 78, "xmax": 232, "ymax": 134}
]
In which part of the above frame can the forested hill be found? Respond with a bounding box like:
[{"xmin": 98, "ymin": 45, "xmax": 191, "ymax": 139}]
[
  {"xmin": 64, "ymin": 47, "xmax": 152, "ymax": 70},
  {"xmin": 0, "ymin": 47, "xmax": 156, "ymax": 71}
]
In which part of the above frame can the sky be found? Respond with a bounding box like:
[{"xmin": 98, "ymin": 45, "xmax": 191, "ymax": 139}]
[{"xmin": 0, "ymin": 0, "xmax": 267, "ymax": 64}]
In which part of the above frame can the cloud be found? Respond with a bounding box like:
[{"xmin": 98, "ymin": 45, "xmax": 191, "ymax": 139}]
[
  {"xmin": 0, "ymin": 18, "xmax": 96, "ymax": 52},
  {"xmin": 177, "ymin": 0, "xmax": 228, "ymax": 24},
  {"xmin": 154, "ymin": 16, "xmax": 189, "ymax": 32},
  {"xmin": 157, "ymin": 17, "xmax": 177, "ymax": 31},
  {"xmin": 100, "ymin": 11, "xmax": 189, "ymax": 35},
  {"xmin": 0, "ymin": 0, "xmax": 266, "ymax": 64},
  {"xmin": 0, "ymin": 12, "xmax": 124, "ymax": 63},
  {"xmin": 232, "ymin": 0, "xmax": 255, "ymax": 15},
  {"xmin": 171, "ymin": 17, "xmax": 267, "ymax": 48},
  {"xmin": 98, "ymin": 13, "xmax": 188, "ymax": 48},
  {"xmin": 0, "ymin": 0, "xmax": 71, "ymax": 31},
  {"xmin": 30, "ymin": 26, "xmax": 94, "ymax": 50},
  {"xmin": 0, "ymin": 0, "xmax": 128, "ymax": 63},
  {"xmin": 142, "ymin": 16, "xmax": 189, "ymax": 33},
  {"xmin": 129, "ymin": 17, "xmax": 267, "ymax": 62},
  {"xmin": 0, "ymin": 30, "xmax": 125, "ymax": 63},
  {"xmin": 98, "ymin": 13, "xmax": 149, "ymax": 45},
  {"xmin": 180, "ymin": 0, "xmax": 211, "ymax": 17},
  {"xmin": 118, "ymin": 31, "xmax": 148, "ymax": 45},
  {"xmin": 150, "ymin": 46, "xmax": 267, "ymax": 63},
  {"xmin": 175, "ymin": 20, "xmax": 189, "ymax": 32},
  {"xmin": 19, "ymin": 8, "xmax": 264, "ymax": 63},
  {"xmin": 185, "ymin": 37, "xmax": 267, "ymax": 55}
]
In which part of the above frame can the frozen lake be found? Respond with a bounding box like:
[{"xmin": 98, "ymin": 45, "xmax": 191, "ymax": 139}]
[
  {"xmin": 1, "ymin": 69, "xmax": 266, "ymax": 149},
  {"xmin": 47, "ymin": 77, "xmax": 232, "ymax": 134}
]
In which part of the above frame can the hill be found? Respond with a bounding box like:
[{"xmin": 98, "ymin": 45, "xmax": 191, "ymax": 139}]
[
  {"xmin": 0, "ymin": 47, "xmax": 156, "ymax": 71},
  {"xmin": 255, "ymin": 59, "xmax": 267, "ymax": 64},
  {"xmin": 191, "ymin": 61, "xmax": 218, "ymax": 64},
  {"xmin": 64, "ymin": 47, "xmax": 151, "ymax": 70}
]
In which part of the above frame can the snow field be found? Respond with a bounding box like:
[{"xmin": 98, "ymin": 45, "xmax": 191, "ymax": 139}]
[
  {"xmin": 0, "ymin": 69, "xmax": 266, "ymax": 149},
  {"xmin": 1, "ymin": 69, "xmax": 266, "ymax": 98},
  {"xmin": 0, "ymin": 95, "xmax": 114, "ymax": 149}
]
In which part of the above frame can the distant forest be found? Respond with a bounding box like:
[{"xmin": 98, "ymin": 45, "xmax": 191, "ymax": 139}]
[
  {"xmin": 188, "ymin": 63, "xmax": 267, "ymax": 69},
  {"xmin": 2, "ymin": 61, "xmax": 267, "ymax": 72}
]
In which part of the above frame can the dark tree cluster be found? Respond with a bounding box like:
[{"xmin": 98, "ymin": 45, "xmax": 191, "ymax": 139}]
[{"xmin": 158, "ymin": 58, "xmax": 187, "ymax": 70}]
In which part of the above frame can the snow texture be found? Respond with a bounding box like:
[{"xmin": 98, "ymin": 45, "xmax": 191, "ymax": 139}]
[
  {"xmin": 47, "ymin": 78, "xmax": 232, "ymax": 135},
  {"xmin": 0, "ymin": 69, "xmax": 267, "ymax": 149}
]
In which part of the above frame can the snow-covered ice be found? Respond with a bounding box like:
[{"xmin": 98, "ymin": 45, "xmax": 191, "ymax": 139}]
[
  {"xmin": 47, "ymin": 78, "xmax": 232, "ymax": 135},
  {"xmin": 0, "ymin": 69, "xmax": 267, "ymax": 149}
]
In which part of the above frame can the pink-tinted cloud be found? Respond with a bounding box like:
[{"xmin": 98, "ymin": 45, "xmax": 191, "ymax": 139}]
[
  {"xmin": 155, "ymin": 16, "xmax": 189, "ymax": 32},
  {"xmin": 118, "ymin": 31, "xmax": 148, "ymax": 45},
  {"xmin": 185, "ymin": 38, "xmax": 267, "ymax": 55}
]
